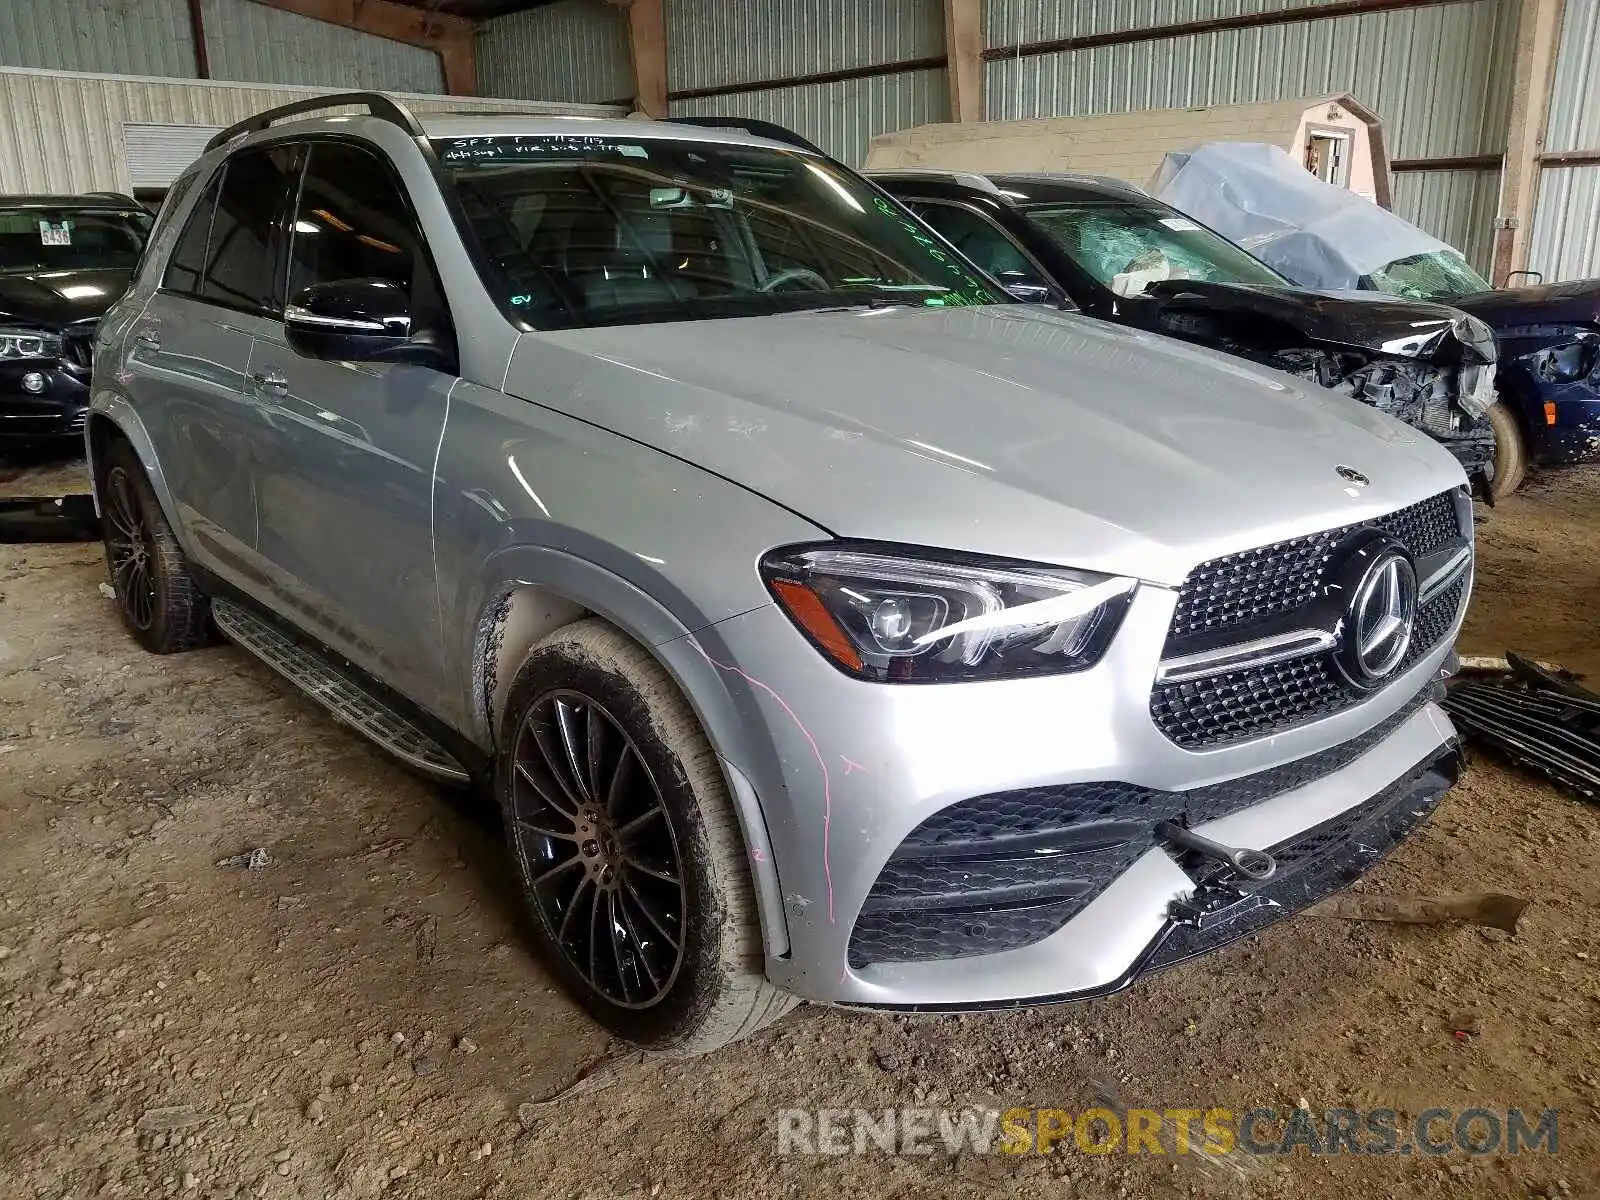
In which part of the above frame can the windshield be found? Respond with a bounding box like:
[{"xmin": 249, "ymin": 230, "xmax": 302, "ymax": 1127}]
[
  {"xmin": 0, "ymin": 206, "xmax": 153, "ymax": 273},
  {"xmin": 1023, "ymin": 200, "xmax": 1287, "ymax": 296},
  {"xmin": 1363, "ymin": 249, "xmax": 1492, "ymax": 302},
  {"xmin": 435, "ymin": 135, "xmax": 999, "ymax": 328}
]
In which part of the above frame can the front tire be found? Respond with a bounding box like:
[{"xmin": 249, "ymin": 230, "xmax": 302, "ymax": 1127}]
[
  {"xmin": 497, "ymin": 620, "xmax": 795, "ymax": 1054},
  {"xmin": 1488, "ymin": 401, "xmax": 1527, "ymax": 499},
  {"xmin": 98, "ymin": 440, "xmax": 215, "ymax": 653}
]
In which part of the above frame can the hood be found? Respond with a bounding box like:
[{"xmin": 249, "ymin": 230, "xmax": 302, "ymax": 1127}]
[
  {"xmin": 1139, "ymin": 281, "xmax": 1493, "ymax": 362},
  {"xmin": 1452, "ymin": 278, "xmax": 1600, "ymax": 329},
  {"xmin": 0, "ymin": 267, "xmax": 133, "ymax": 327},
  {"xmin": 508, "ymin": 305, "xmax": 1468, "ymax": 586}
]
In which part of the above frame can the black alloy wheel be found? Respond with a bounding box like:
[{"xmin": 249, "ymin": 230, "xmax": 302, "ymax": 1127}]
[
  {"xmin": 103, "ymin": 464, "xmax": 159, "ymax": 631},
  {"xmin": 508, "ymin": 690, "xmax": 686, "ymax": 1009}
]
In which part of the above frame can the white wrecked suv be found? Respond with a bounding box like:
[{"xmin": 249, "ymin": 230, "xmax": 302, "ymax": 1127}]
[{"xmin": 91, "ymin": 94, "xmax": 1471, "ymax": 1053}]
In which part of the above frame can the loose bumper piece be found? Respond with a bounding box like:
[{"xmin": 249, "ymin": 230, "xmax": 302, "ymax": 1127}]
[{"xmin": 1442, "ymin": 652, "xmax": 1600, "ymax": 801}]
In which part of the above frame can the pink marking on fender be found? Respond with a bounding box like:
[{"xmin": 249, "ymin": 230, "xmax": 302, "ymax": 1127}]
[
  {"xmin": 687, "ymin": 637, "xmax": 836, "ymax": 924},
  {"xmin": 841, "ymin": 755, "xmax": 867, "ymax": 775}
]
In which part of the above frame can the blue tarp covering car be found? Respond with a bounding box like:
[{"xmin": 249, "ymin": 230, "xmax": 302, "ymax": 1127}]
[{"xmin": 1154, "ymin": 143, "xmax": 1600, "ymax": 485}]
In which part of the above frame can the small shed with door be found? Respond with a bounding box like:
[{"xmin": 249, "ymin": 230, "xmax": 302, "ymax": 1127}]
[{"xmin": 864, "ymin": 94, "xmax": 1393, "ymax": 208}]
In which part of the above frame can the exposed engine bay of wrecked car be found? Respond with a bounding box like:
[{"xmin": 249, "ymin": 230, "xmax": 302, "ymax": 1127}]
[{"xmin": 1139, "ymin": 282, "xmax": 1500, "ymax": 489}]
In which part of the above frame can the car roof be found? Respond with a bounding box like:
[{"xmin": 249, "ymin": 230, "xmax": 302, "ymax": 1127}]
[
  {"xmin": 868, "ymin": 169, "xmax": 1153, "ymax": 205},
  {"xmin": 0, "ymin": 193, "xmax": 141, "ymax": 209}
]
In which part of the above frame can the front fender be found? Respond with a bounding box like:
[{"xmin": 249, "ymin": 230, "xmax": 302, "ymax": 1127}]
[{"xmin": 463, "ymin": 545, "xmax": 797, "ymax": 961}]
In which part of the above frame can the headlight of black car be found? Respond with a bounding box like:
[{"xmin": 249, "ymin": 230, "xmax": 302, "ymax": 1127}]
[
  {"xmin": 0, "ymin": 328, "xmax": 63, "ymax": 359},
  {"xmin": 761, "ymin": 544, "xmax": 1136, "ymax": 682}
]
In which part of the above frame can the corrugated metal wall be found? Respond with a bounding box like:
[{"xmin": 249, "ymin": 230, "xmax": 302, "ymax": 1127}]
[
  {"xmin": 985, "ymin": 1, "xmax": 1513, "ymax": 159},
  {"xmin": 0, "ymin": 67, "xmax": 622, "ymax": 194},
  {"xmin": 1528, "ymin": 165, "xmax": 1600, "ymax": 281},
  {"xmin": 671, "ymin": 69, "xmax": 950, "ymax": 166},
  {"xmin": 0, "ymin": 0, "xmax": 445, "ymax": 91},
  {"xmin": 985, "ymin": 0, "xmax": 1350, "ymax": 45},
  {"xmin": 1526, "ymin": 0, "xmax": 1600, "ymax": 281},
  {"xmin": 667, "ymin": 0, "xmax": 942, "ymax": 89},
  {"xmin": 662, "ymin": 0, "xmax": 943, "ymax": 165},
  {"xmin": 1390, "ymin": 166, "xmax": 1501, "ymax": 273},
  {"xmin": 201, "ymin": 0, "xmax": 443, "ymax": 93},
  {"xmin": 1543, "ymin": 0, "xmax": 1600, "ymax": 153},
  {"xmin": 478, "ymin": 0, "xmax": 632, "ymax": 103},
  {"xmin": 984, "ymin": 0, "xmax": 1517, "ymax": 270},
  {"xmin": 0, "ymin": 0, "xmax": 198, "ymax": 79}
]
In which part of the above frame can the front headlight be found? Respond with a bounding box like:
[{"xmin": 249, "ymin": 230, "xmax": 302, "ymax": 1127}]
[
  {"xmin": 760, "ymin": 544, "xmax": 1136, "ymax": 683},
  {"xmin": 1451, "ymin": 313, "xmax": 1497, "ymax": 364},
  {"xmin": 0, "ymin": 328, "xmax": 62, "ymax": 359}
]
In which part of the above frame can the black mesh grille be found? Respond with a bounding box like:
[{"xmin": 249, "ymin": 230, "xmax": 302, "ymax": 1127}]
[
  {"xmin": 1376, "ymin": 493, "xmax": 1462, "ymax": 560},
  {"xmin": 1167, "ymin": 491, "xmax": 1460, "ymax": 643},
  {"xmin": 1403, "ymin": 574, "xmax": 1467, "ymax": 671},
  {"xmin": 1153, "ymin": 491, "xmax": 1465, "ymax": 749},
  {"xmin": 1152, "ymin": 583, "xmax": 1462, "ymax": 749},
  {"xmin": 1168, "ymin": 534, "xmax": 1338, "ymax": 641},
  {"xmin": 1151, "ymin": 655, "xmax": 1347, "ymax": 749},
  {"xmin": 61, "ymin": 331, "xmax": 94, "ymax": 371},
  {"xmin": 1179, "ymin": 686, "xmax": 1434, "ymax": 823},
  {"xmin": 900, "ymin": 782, "xmax": 1158, "ymax": 848},
  {"xmin": 850, "ymin": 898, "xmax": 1095, "ymax": 967},
  {"xmin": 847, "ymin": 687, "xmax": 1437, "ymax": 967}
]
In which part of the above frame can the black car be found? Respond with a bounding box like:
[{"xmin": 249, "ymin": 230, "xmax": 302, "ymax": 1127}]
[
  {"xmin": 1, "ymin": 193, "xmax": 153, "ymax": 443},
  {"xmin": 870, "ymin": 170, "xmax": 1508, "ymax": 494}
]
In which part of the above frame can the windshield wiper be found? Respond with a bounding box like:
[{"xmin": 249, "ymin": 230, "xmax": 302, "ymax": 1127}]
[{"xmin": 786, "ymin": 297, "xmax": 925, "ymax": 315}]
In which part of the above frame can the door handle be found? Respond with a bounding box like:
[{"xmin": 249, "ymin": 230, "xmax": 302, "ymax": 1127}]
[
  {"xmin": 134, "ymin": 328, "xmax": 160, "ymax": 351},
  {"xmin": 250, "ymin": 367, "xmax": 289, "ymax": 397}
]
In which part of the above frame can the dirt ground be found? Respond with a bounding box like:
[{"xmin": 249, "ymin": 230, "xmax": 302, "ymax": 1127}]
[{"xmin": 1, "ymin": 448, "xmax": 1596, "ymax": 1200}]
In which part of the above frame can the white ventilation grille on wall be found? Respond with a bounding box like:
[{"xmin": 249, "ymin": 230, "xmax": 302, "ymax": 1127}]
[{"xmin": 122, "ymin": 123, "xmax": 222, "ymax": 190}]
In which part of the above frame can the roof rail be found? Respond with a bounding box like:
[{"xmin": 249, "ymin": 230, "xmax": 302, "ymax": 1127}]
[
  {"xmin": 204, "ymin": 91, "xmax": 426, "ymax": 153},
  {"xmin": 862, "ymin": 168, "xmax": 1005, "ymax": 197},
  {"xmin": 660, "ymin": 116, "xmax": 825, "ymax": 157}
]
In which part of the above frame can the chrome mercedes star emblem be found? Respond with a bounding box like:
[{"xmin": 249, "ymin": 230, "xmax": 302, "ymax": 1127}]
[
  {"xmin": 1336, "ymin": 465, "xmax": 1370, "ymax": 487},
  {"xmin": 1337, "ymin": 547, "xmax": 1418, "ymax": 687}
]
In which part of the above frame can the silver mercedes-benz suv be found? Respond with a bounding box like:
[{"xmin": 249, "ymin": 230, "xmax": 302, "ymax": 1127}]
[{"xmin": 91, "ymin": 94, "xmax": 1470, "ymax": 1053}]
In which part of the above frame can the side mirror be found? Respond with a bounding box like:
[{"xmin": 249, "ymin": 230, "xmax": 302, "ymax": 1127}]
[{"xmin": 285, "ymin": 279, "xmax": 451, "ymax": 370}]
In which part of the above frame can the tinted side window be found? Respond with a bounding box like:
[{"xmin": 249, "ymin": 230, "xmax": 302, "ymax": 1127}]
[
  {"xmin": 199, "ymin": 146, "xmax": 300, "ymax": 314},
  {"xmin": 288, "ymin": 143, "xmax": 417, "ymax": 299},
  {"xmin": 162, "ymin": 168, "xmax": 220, "ymax": 295},
  {"xmin": 912, "ymin": 202, "xmax": 1048, "ymax": 286}
]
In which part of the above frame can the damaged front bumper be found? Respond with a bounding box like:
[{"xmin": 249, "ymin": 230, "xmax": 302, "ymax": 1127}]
[{"xmin": 1272, "ymin": 348, "xmax": 1498, "ymax": 484}]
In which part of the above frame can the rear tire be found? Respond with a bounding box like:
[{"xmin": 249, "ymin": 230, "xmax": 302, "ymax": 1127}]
[
  {"xmin": 98, "ymin": 440, "xmax": 216, "ymax": 653},
  {"xmin": 497, "ymin": 620, "xmax": 796, "ymax": 1055},
  {"xmin": 1488, "ymin": 401, "xmax": 1527, "ymax": 499}
]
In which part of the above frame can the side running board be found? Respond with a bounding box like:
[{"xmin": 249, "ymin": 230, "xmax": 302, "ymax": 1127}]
[{"xmin": 211, "ymin": 597, "xmax": 470, "ymax": 785}]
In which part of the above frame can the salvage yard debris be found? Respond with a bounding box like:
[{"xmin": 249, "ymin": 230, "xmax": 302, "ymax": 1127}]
[
  {"xmin": 217, "ymin": 848, "xmax": 272, "ymax": 870},
  {"xmin": 1443, "ymin": 652, "xmax": 1600, "ymax": 800},
  {"xmin": 1305, "ymin": 892, "xmax": 1530, "ymax": 933}
]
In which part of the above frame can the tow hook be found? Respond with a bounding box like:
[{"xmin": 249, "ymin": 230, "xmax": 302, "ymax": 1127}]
[{"xmin": 1154, "ymin": 820, "xmax": 1277, "ymax": 881}]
